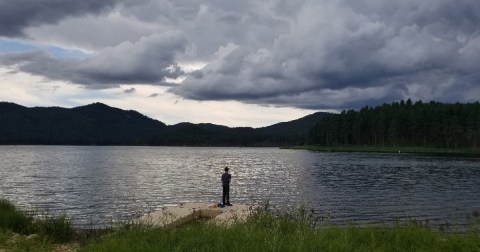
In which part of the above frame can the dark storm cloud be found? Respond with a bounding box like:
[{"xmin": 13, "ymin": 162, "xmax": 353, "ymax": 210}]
[
  {"xmin": 170, "ymin": 0, "xmax": 480, "ymax": 109},
  {"xmin": 2, "ymin": 0, "xmax": 480, "ymax": 110},
  {"xmin": 0, "ymin": 32, "xmax": 187, "ymax": 88},
  {"xmin": 123, "ymin": 88, "xmax": 136, "ymax": 94},
  {"xmin": 216, "ymin": 13, "xmax": 243, "ymax": 24},
  {"xmin": 0, "ymin": 0, "xmax": 134, "ymax": 37}
]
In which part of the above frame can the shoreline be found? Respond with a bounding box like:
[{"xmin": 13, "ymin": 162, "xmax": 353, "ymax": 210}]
[{"xmin": 286, "ymin": 145, "xmax": 480, "ymax": 158}]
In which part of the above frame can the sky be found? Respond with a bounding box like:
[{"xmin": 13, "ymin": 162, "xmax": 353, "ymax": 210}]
[{"xmin": 0, "ymin": 0, "xmax": 479, "ymax": 127}]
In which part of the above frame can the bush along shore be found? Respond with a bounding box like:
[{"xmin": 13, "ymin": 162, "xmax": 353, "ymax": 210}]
[{"xmin": 1, "ymin": 198, "xmax": 480, "ymax": 252}]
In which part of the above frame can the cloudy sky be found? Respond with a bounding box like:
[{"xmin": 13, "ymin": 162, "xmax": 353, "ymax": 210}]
[{"xmin": 1, "ymin": 0, "xmax": 479, "ymax": 127}]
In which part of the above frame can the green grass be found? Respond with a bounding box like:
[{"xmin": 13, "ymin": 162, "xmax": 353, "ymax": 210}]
[
  {"xmin": 34, "ymin": 213, "xmax": 75, "ymax": 243},
  {"xmin": 0, "ymin": 198, "xmax": 35, "ymax": 234},
  {"xmin": 81, "ymin": 211, "xmax": 480, "ymax": 252},
  {"xmin": 2, "ymin": 198, "xmax": 480, "ymax": 251},
  {"xmin": 0, "ymin": 198, "xmax": 75, "ymax": 250},
  {"xmin": 289, "ymin": 145, "xmax": 480, "ymax": 157},
  {"xmin": 0, "ymin": 229, "xmax": 53, "ymax": 252}
]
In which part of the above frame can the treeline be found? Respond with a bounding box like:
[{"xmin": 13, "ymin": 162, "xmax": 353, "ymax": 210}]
[{"xmin": 309, "ymin": 100, "xmax": 480, "ymax": 149}]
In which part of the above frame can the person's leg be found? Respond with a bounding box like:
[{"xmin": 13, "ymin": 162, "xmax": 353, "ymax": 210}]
[
  {"xmin": 226, "ymin": 185, "xmax": 230, "ymax": 205},
  {"xmin": 222, "ymin": 185, "xmax": 227, "ymax": 205}
]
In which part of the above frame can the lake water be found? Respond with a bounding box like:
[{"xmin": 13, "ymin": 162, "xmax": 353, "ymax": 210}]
[{"xmin": 1, "ymin": 146, "xmax": 479, "ymax": 229}]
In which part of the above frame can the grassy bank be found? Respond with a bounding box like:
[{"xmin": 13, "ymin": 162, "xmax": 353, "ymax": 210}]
[
  {"xmin": 81, "ymin": 216, "xmax": 480, "ymax": 252},
  {"xmin": 2, "ymin": 198, "xmax": 480, "ymax": 251},
  {"xmin": 288, "ymin": 145, "xmax": 480, "ymax": 157},
  {"xmin": 0, "ymin": 198, "xmax": 76, "ymax": 251}
]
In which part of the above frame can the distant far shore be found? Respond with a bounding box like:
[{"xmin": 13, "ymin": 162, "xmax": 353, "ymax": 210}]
[{"xmin": 287, "ymin": 145, "xmax": 480, "ymax": 158}]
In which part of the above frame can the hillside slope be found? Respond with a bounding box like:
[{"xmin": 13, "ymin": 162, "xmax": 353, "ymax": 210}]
[{"xmin": 0, "ymin": 102, "xmax": 328, "ymax": 146}]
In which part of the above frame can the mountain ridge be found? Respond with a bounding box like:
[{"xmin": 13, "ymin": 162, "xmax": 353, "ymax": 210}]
[{"xmin": 0, "ymin": 101, "xmax": 329, "ymax": 146}]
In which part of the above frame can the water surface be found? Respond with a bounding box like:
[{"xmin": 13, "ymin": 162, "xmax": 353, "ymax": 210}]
[{"xmin": 1, "ymin": 146, "xmax": 479, "ymax": 229}]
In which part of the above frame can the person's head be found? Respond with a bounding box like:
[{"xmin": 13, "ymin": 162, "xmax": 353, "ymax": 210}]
[{"xmin": 224, "ymin": 166, "xmax": 229, "ymax": 172}]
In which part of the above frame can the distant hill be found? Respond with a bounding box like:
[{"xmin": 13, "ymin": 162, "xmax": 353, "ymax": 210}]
[
  {"xmin": 256, "ymin": 112, "xmax": 329, "ymax": 145},
  {"xmin": 0, "ymin": 102, "xmax": 166, "ymax": 145},
  {"xmin": 0, "ymin": 102, "xmax": 329, "ymax": 146},
  {"xmin": 0, "ymin": 102, "xmax": 27, "ymax": 115}
]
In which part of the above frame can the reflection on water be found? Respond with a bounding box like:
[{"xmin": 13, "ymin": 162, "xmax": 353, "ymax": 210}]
[{"xmin": 0, "ymin": 146, "xmax": 479, "ymax": 229}]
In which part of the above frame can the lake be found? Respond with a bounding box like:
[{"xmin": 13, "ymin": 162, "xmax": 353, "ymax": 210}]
[{"xmin": 1, "ymin": 146, "xmax": 479, "ymax": 229}]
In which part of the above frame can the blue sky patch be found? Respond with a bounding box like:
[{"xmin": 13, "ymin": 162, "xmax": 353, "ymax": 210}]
[
  {"xmin": 0, "ymin": 39, "xmax": 88, "ymax": 59},
  {"xmin": 0, "ymin": 39, "xmax": 36, "ymax": 52}
]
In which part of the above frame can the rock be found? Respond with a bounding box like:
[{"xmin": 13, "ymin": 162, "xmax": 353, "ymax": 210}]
[
  {"xmin": 26, "ymin": 234, "xmax": 39, "ymax": 240},
  {"xmin": 9, "ymin": 233, "xmax": 21, "ymax": 243},
  {"xmin": 54, "ymin": 243, "xmax": 79, "ymax": 252}
]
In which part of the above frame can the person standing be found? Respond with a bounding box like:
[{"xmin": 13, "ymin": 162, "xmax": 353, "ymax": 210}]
[{"xmin": 221, "ymin": 166, "xmax": 232, "ymax": 206}]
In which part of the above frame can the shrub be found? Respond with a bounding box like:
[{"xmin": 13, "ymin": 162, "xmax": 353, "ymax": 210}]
[
  {"xmin": 0, "ymin": 198, "xmax": 34, "ymax": 234},
  {"xmin": 35, "ymin": 214, "xmax": 75, "ymax": 243}
]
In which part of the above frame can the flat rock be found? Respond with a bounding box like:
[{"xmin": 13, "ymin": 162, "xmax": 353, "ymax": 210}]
[{"xmin": 137, "ymin": 202, "xmax": 254, "ymax": 227}]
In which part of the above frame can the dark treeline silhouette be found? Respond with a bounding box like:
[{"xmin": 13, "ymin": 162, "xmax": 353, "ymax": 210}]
[
  {"xmin": 309, "ymin": 100, "xmax": 480, "ymax": 149},
  {"xmin": 0, "ymin": 102, "xmax": 327, "ymax": 146}
]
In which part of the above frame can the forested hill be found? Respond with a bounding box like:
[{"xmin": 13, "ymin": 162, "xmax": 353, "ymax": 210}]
[
  {"xmin": 0, "ymin": 102, "xmax": 327, "ymax": 146},
  {"xmin": 0, "ymin": 102, "xmax": 166, "ymax": 145},
  {"xmin": 309, "ymin": 100, "xmax": 480, "ymax": 149}
]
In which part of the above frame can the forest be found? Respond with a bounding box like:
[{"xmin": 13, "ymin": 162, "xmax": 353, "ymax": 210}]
[
  {"xmin": 0, "ymin": 102, "xmax": 326, "ymax": 146},
  {"xmin": 2, "ymin": 100, "xmax": 479, "ymax": 149},
  {"xmin": 309, "ymin": 100, "xmax": 480, "ymax": 149}
]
